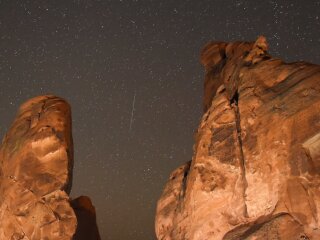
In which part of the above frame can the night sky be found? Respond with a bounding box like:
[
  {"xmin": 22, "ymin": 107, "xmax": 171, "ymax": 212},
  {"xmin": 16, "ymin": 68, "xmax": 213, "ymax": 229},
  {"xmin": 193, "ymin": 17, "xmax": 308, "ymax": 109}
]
[{"xmin": 0, "ymin": 1, "xmax": 319, "ymax": 239}]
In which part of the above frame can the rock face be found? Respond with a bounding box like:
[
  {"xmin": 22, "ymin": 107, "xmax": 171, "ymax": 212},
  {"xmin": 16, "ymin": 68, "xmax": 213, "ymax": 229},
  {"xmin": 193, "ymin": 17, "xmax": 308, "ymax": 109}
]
[
  {"xmin": 155, "ymin": 37, "xmax": 320, "ymax": 240},
  {"xmin": 0, "ymin": 95, "xmax": 100, "ymax": 240}
]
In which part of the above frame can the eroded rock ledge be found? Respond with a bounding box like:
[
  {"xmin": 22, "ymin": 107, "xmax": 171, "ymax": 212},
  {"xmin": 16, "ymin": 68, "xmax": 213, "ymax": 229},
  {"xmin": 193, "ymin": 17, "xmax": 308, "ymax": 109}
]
[
  {"xmin": 0, "ymin": 95, "xmax": 100, "ymax": 240},
  {"xmin": 155, "ymin": 37, "xmax": 320, "ymax": 240}
]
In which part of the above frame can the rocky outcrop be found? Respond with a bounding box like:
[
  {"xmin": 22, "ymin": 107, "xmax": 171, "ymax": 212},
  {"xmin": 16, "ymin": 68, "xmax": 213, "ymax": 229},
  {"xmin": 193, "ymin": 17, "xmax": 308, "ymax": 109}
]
[
  {"xmin": 155, "ymin": 37, "xmax": 320, "ymax": 240},
  {"xmin": 0, "ymin": 95, "xmax": 100, "ymax": 240},
  {"xmin": 71, "ymin": 196, "xmax": 101, "ymax": 240}
]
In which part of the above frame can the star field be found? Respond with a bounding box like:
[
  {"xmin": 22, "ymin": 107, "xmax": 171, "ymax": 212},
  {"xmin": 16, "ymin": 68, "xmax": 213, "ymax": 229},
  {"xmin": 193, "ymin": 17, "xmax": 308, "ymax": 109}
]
[{"xmin": 0, "ymin": 1, "xmax": 319, "ymax": 239}]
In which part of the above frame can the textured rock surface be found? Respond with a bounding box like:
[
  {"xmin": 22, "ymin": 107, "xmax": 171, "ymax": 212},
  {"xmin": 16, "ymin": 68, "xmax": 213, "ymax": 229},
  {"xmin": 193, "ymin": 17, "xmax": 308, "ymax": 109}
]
[
  {"xmin": 0, "ymin": 95, "xmax": 100, "ymax": 240},
  {"xmin": 155, "ymin": 37, "xmax": 320, "ymax": 240}
]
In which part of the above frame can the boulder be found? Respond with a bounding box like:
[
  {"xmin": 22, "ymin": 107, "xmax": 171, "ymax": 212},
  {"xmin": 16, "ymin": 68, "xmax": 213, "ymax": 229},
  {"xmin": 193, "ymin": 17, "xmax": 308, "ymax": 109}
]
[{"xmin": 71, "ymin": 196, "xmax": 101, "ymax": 240}]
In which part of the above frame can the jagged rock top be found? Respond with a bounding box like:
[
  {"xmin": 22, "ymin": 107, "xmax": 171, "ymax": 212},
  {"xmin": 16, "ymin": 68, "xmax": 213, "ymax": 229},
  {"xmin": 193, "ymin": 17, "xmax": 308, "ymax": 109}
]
[{"xmin": 201, "ymin": 36, "xmax": 269, "ymax": 112}]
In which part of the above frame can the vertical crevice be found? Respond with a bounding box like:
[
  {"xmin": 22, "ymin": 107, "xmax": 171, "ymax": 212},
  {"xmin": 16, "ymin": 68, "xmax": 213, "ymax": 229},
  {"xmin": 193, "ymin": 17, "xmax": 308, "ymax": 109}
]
[
  {"xmin": 180, "ymin": 161, "xmax": 191, "ymax": 199},
  {"xmin": 230, "ymin": 91, "xmax": 248, "ymax": 218}
]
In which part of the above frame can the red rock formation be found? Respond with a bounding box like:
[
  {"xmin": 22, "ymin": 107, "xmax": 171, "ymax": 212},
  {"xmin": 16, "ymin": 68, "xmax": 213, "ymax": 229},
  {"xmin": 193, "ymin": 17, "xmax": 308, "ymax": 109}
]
[
  {"xmin": 155, "ymin": 37, "xmax": 320, "ymax": 240},
  {"xmin": 0, "ymin": 95, "xmax": 100, "ymax": 240},
  {"xmin": 71, "ymin": 196, "xmax": 101, "ymax": 240}
]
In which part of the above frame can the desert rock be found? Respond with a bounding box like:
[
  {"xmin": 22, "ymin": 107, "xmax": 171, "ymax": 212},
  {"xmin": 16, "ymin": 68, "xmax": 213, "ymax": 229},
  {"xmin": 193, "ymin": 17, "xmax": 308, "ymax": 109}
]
[
  {"xmin": 155, "ymin": 37, "xmax": 320, "ymax": 240},
  {"xmin": 0, "ymin": 95, "xmax": 100, "ymax": 240},
  {"xmin": 71, "ymin": 196, "xmax": 101, "ymax": 240}
]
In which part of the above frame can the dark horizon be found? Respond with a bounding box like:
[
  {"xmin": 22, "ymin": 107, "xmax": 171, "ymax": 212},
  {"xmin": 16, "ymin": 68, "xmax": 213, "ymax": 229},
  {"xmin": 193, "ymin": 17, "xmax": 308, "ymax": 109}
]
[{"xmin": 0, "ymin": 1, "xmax": 319, "ymax": 239}]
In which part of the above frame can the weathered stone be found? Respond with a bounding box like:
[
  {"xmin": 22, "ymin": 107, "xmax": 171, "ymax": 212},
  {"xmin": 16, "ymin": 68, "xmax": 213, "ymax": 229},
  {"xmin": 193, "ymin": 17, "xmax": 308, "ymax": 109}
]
[
  {"xmin": 0, "ymin": 95, "xmax": 100, "ymax": 240},
  {"xmin": 0, "ymin": 95, "xmax": 76, "ymax": 239},
  {"xmin": 155, "ymin": 37, "xmax": 320, "ymax": 240}
]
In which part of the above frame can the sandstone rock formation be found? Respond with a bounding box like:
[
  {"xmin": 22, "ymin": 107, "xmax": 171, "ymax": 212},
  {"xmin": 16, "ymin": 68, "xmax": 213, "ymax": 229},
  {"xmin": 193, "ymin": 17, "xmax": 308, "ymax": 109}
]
[
  {"xmin": 71, "ymin": 196, "xmax": 101, "ymax": 240},
  {"xmin": 0, "ymin": 95, "xmax": 100, "ymax": 240},
  {"xmin": 155, "ymin": 37, "xmax": 320, "ymax": 240}
]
